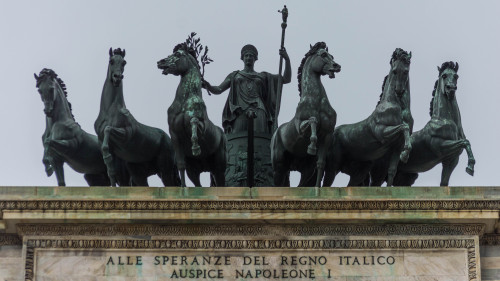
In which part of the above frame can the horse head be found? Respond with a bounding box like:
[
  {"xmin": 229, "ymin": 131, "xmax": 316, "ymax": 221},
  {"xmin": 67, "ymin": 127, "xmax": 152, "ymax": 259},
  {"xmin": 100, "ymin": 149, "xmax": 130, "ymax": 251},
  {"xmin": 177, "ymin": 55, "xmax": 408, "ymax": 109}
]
[
  {"xmin": 308, "ymin": 42, "xmax": 341, "ymax": 78},
  {"xmin": 157, "ymin": 43, "xmax": 198, "ymax": 76},
  {"xmin": 108, "ymin": 48, "xmax": 127, "ymax": 87},
  {"xmin": 437, "ymin": 61, "xmax": 459, "ymax": 100},
  {"xmin": 35, "ymin": 68, "xmax": 62, "ymax": 117},
  {"xmin": 388, "ymin": 48, "xmax": 411, "ymax": 97}
]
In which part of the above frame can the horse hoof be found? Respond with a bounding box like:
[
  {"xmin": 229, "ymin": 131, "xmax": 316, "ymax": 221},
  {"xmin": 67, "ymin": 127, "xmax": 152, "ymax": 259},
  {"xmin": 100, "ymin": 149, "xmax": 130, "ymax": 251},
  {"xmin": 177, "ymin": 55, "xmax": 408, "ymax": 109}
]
[
  {"xmin": 45, "ymin": 167, "xmax": 54, "ymax": 177},
  {"xmin": 307, "ymin": 146, "xmax": 317, "ymax": 155},
  {"xmin": 400, "ymin": 151, "xmax": 409, "ymax": 163},
  {"xmin": 466, "ymin": 167, "xmax": 474, "ymax": 176}
]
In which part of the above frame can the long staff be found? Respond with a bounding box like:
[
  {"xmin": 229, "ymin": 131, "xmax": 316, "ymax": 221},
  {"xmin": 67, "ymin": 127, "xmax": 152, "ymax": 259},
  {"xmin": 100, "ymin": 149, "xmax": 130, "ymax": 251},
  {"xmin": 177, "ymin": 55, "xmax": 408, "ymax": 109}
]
[{"xmin": 273, "ymin": 5, "xmax": 288, "ymax": 132}]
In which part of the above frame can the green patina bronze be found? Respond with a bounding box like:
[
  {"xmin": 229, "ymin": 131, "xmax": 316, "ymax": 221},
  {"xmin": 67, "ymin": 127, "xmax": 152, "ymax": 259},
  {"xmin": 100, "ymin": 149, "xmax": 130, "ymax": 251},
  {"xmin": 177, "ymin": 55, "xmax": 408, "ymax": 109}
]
[
  {"xmin": 324, "ymin": 48, "xmax": 413, "ymax": 187},
  {"xmin": 272, "ymin": 42, "xmax": 341, "ymax": 188},
  {"xmin": 157, "ymin": 34, "xmax": 227, "ymax": 187},
  {"xmin": 34, "ymin": 69, "xmax": 111, "ymax": 186},
  {"xmin": 95, "ymin": 48, "xmax": 180, "ymax": 187},
  {"xmin": 388, "ymin": 62, "xmax": 475, "ymax": 186},
  {"xmin": 202, "ymin": 44, "xmax": 291, "ymax": 187}
]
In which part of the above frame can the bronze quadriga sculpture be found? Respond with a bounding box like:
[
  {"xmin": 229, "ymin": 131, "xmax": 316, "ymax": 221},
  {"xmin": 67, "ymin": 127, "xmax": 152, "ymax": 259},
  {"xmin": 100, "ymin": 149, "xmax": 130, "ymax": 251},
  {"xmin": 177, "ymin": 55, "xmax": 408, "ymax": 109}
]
[
  {"xmin": 324, "ymin": 48, "xmax": 413, "ymax": 187},
  {"xmin": 35, "ymin": 69, "xmax": 110, "ymax": 186},
  {"xmin": 271, "ymin": 42, "xmax": 341, "ymax": 187},
  {"xmin": 157, "ymin": 38, "xmax": 227, "ymax": 187},
  {"xmin": 94, "ymin": 48, "xmax": 180, "ymax": 186},
  {"xmin": 390, "ymin": 62, "xmax": 475, "ymax": 186}
]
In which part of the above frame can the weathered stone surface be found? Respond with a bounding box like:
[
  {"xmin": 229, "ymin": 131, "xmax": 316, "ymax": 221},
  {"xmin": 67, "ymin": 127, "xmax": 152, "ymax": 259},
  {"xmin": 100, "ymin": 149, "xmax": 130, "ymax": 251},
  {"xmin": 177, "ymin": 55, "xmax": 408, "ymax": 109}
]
[
  {"xmin": 0, "ymin": 186, "xmax": 496, "ymax": 280},
  {"xmin": 0, "ymin": 245, "xmax": 23, "ymax": 281},
  {"xmin": 34, "ymin": 249, "xmax": 469, "ymax": 280}
]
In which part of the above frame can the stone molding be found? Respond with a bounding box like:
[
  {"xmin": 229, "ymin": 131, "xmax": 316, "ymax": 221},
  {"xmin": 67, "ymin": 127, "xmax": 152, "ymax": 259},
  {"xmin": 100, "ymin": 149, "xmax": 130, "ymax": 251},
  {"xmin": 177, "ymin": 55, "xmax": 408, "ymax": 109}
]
[
  {"xmin": 17, "ymin": 223, "xmax": 485, "ymax": 237},
  {"xmin": 0, "ymin": 233, "xmax": 21, "ymax": 246},
  {"xmin": 2, "ymin": 199, "xmax": 500, "ymax": 211},
  {"xmin": 480, "ymin": 234, "xmax": 500, "ymax": 245},
  {"xmin": 24, "ymin": 237, "xmax": 478, "ymax": 281}
]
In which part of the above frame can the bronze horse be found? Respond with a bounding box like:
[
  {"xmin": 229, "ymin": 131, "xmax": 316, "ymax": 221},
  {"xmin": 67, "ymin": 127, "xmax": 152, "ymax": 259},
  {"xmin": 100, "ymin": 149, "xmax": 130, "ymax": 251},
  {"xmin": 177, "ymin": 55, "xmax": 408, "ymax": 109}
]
[
  {"xmin": 35, "ymin": 68, "xmax": 110, "ymax": 186},
  {"xmin": 389, "ymin": 62, "xmax": 475, "ymax": 186},
  {"xmin": 95, "ymin": 48, "xmax": 179, "ymax": 186},
  {"xmin": 157, "ymin": 43, "xmax": 226, "ymax": 187},
  {"xmin": 271, "ymin": 42, "xmax": 341, "ymax": 187},
  {"xmin": 324, "ymin": 48, "xmax": 413, "ymax": 187}
]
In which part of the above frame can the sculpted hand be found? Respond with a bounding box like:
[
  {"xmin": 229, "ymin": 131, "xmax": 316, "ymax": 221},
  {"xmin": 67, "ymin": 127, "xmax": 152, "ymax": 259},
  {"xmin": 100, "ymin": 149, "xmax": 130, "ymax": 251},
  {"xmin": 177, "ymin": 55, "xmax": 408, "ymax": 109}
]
[
  {"xmin": 201, "ymin": 79, "xmax": 212, "ymax": 95},
  {"xmin": 202, "ymin": 79, "xmax": 212, "ymax": 89},
  {"xmin": 279, "ymin": 48, "xmax": 289, "ymax": 60}
]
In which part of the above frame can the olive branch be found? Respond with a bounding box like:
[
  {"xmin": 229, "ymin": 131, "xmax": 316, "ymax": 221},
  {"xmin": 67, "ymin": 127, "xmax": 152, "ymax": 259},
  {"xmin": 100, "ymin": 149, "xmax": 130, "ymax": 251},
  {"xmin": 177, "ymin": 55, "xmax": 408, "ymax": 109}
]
[{"xmin": 185, "ymin": 32, "xmax": 213, "ymax": 78}]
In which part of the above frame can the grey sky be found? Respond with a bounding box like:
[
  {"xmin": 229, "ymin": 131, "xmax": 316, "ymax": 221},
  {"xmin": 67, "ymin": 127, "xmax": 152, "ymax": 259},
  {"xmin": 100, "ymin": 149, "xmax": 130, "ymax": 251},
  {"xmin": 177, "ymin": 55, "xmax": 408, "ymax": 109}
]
[{"xmin": 1, "ymin": 1, "xmax": 498, "ymax": 187}]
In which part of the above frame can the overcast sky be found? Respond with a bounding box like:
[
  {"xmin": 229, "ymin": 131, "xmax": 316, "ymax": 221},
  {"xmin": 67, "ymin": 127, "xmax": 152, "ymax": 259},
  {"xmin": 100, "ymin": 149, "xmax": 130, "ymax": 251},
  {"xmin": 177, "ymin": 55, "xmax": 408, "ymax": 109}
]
[{"xmin": 1, "ymin": 0, "xmax": 498, "ymax": 187}]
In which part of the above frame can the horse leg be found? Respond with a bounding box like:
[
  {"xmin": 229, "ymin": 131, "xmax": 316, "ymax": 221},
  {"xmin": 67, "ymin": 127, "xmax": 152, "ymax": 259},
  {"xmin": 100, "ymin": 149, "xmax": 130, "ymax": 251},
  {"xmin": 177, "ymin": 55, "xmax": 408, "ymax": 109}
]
[
  {"xmin": 386, "ymin": 150, "xmax": 401, "ymax": 186},
  {"xmin": 440, "ymin": 156, "xmax": 459, "ymax": 186},
  {"xmin": 171, "ymin": 133, "xmax": 187, "ymax": 187},
  {"xmin": 102, "ymin": 126, "xmax": 126, "ymax": 186},
  {"xmin": 157, "ymin": 135, "xmax": 180, "ymax": 187},
  {"xmin": 436, "ymin": 138, "xmax": 473, "ymax": 180},
  {"xmin": 186, "ymin": 168, "xmax": 201, "ymax": 187},
  {"xmin": 315, "ymin": 134, "xmax": 332, "ymax": 187},
  {"xmin": 393, "ymin": 171, "xmax": 418, "ymax": 187},
  {"xmin": 463, "ymin": 140, "xmax": 475, "ymax": 176},
  {"xmin": 381, "ymin": 124, "xmax": 411, "ymax": 163},
  {"xmin": 322, "ymin": 136, "xmax": 341, "ymax": 187},
  {"xmin": 271, "ymin": 131, "xmax": 290, "ymax": 187},
  {"xmin": 84, "ymin": 174, "xmax": 110, "ymax": 186},
  {"xmin": 50, "ymin": 139, "xmax": 78, "ymax": 156},
  {"xmin": 52, "ymin": 159, "xmax": 65, "ymax": 186},
  {"xmin": 347, "ymin": 161, "xmax": 372, "ymax": 186},
  {"xmin": 400, "ymin": 123, "xmax": 412, "ymax": 163},
  {"xmin": 298, "ymin": 163, "xmax": 316, "ymax": 187},
  {"xmin": 190, "ymin": 117, "xmax": 202, "ymax": 156},
  {"xmin": 303, "ymin": 117, "xmax": 318, "ymax": 155},
  {"xmin": 42, "ymin": 147, "xmax": 54, "ymax": 177},
  {"xmin": 210, "ymin": 134, "xmax": 227, "ymax": 187},
  {"xmin": 126, "ymin": 162, "xmax": 149, "ymax": 186}
]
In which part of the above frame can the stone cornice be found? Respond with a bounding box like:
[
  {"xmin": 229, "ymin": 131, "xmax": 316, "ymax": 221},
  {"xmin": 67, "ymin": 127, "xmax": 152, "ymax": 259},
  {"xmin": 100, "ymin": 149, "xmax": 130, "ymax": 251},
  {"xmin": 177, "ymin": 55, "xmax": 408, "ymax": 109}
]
[
  {"xmin": 2, "ymin": 199, "xmax": 500, "ymax": 211},
  {"xmin": 480, "ymin": 234, "xmax": 500, "ymax": 245},
  {"xmin": 17, "ymin": 223, "xmax": 485, "ymax": 237},
  {"xmin": 0, "ymin": 233, "xmax": 22, "ymax": 246}
]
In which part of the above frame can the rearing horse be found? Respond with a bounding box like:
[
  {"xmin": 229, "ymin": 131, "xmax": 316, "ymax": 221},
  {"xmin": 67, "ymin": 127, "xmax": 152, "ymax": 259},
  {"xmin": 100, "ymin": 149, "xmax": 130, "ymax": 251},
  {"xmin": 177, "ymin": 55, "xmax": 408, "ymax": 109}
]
[
  {"xmin": 95, "ymin": 48, "xmax": 180, "ymax": 186},
  {"xmin": 35, "ymin": 68, "xmax": 110, "ymax": 186},
  {"xmin": 157, "ymin": 43, "xmax": 226, "ymax": 187},
  {"xmin": 272, "ymin": 42, "xmax": 341, "ymax": 187},
  {"xmin": 324, "ymin": 48, "xmax": 413, "ymax": 187},
  {"xmin": 391, "ymin": 62, "xmax": 475, "ymax": 186}
]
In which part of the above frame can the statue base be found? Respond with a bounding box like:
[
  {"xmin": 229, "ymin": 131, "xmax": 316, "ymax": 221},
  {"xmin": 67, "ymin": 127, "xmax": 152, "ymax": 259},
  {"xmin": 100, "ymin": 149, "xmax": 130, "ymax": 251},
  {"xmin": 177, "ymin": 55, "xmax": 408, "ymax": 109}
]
[
  {"xmin": 0, "ymin": 186, "xmax": 499, "ymax": 280},
  {"xmin": 225, "ymin": 132, "xmax": 274, "ymax": 187}
]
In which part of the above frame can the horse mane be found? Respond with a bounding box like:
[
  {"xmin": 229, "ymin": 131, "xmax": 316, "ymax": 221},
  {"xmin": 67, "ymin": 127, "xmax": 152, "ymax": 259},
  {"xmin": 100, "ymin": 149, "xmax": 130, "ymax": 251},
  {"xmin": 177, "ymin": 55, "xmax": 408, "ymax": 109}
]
[
  {"xmin": 297, "ymin": 42, "xmax": 327, "ymax": 97},
  {"xmin": 377, "ymin": 75, "xmax": 389, "ymax": 105},
  {"xmin": 35, "ymin": 68, "xmax": 74, "ymax": 119},
  {"xmin": 174, "ymin": 43, "xmax": 198, "ymax": 61},
  {"xmin": 377, "ymin": 48, "xmax": 411, "ymax": 104},
  {"xmin": 390, "ymin": 48, "xmax": 411, "ymax": 65},
  {"xmin": 429, "ymin": 61, "xmax": 459, "ymax": 116},
  {"xmin": 111, "ymin": 48, "xmax": 126, "ymax": 57}
]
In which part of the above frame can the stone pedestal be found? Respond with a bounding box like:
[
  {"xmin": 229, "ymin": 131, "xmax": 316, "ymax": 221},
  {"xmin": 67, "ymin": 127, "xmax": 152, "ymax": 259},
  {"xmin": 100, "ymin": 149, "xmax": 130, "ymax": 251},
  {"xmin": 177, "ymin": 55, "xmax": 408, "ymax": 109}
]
[{"xmin": 0, "ymin": 186, "xmax": 499, "ymax": 280}]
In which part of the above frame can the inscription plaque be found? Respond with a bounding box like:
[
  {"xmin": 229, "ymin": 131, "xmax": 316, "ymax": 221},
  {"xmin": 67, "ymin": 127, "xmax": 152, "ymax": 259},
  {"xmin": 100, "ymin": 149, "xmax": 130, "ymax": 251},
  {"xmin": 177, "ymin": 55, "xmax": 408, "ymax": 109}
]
[{"xmin": 28, "ymin": 237, "xmax": 476, "ymax": 281}]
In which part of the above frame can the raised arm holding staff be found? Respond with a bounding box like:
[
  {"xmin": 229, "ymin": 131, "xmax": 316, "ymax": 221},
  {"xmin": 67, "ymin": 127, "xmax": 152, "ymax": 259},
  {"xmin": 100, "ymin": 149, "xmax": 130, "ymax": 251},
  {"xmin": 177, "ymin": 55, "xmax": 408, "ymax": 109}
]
[
  {"xmin": 202, "ymin": 45, "xmax": 291, "ymax": 135},
  {"xmin": 274, "ymin": 5, "xmax": 289, "ymax": 132}
]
